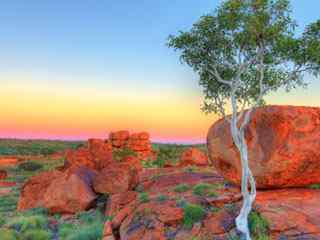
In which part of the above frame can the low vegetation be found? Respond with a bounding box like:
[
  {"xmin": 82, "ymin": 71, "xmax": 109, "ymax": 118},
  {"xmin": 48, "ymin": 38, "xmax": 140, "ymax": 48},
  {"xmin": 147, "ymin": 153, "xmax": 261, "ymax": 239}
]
[
  {"xmin": 174, "ymin": 184, "xmax": 190, "ymax": 193},
  {"xmin": 0, "ymin": 139, "xmax": 274, "ymax": 239},
  {"xmin": 112, "ymin": 147, "xmax": 137, "ymax": 162},
  {"xmin": 0, "ymin": 139, "xmax": 82, "ymax": 156},
  {"xmin": 138, "ymin": 192, "xmax": 150, "ymax": 203},
  {"xmin": 249, "ymin": 211, "xmax": 270, "ymax": 240},
  {"xmin": 192, "ymin": 183, "xmax": 217, "ymax": 197},
  {"xmin": 183, "ymin": 203, "xmax": 206, "ymax": 229}
]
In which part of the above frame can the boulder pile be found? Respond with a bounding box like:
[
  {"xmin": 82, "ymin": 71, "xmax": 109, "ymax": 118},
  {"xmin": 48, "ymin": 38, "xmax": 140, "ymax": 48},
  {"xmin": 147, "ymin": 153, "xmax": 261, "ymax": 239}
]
[
  {"xmin": 18, "ymin": 130, "xmax": 151, "ymax": 214},
  {"xmin": 15, "ymin": 111, "xmax": 320, "ymax": 239},
  {"xmin": 65, "ymin": 138, "xmax": 113, "ymax": 170},
  {"xmin": 109, "ymin": 130, "xmax": 156, "ymax": 160}
]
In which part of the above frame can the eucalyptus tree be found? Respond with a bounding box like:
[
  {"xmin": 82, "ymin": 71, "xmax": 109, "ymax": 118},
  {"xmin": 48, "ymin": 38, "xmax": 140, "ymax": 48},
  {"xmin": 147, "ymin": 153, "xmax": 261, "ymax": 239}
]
[{"xmin": 168, "ymin": 0, "xmax": 320, "ymax": 239}]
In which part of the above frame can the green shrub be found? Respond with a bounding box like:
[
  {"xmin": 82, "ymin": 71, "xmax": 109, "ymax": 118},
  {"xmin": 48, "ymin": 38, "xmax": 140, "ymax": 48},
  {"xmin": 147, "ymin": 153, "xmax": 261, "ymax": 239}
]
[
  {"xmin": 184, "ymin": 166, "xmax": 198, "ymax": 173},
  {"xmin": 18, "ymin": 161, "xmax": 43, "ymax": 172},
  {"xmin": 39, "ymin": 147, "xmax": 56, "ymax": 156},
  {"xmin": 7, "ymin": 215, "xmax": 48, "ymax": 232},
  {"xmin": 113, "ymin": 148, "xmax": 137, "ymax": 162},
  {"xmin": 152, "ymin": 156, "xmax": 166, "ymax": 168},
  {"xmin": 207, "ymin": 191, "xmax": 218, "ymax": 197},
  {"xmin": 139, "ymin": 192, "xmax": 150, "ymax": 203},
  {"xmin": 0, "ymin": 214, "xmax": 6, "ymax": 226},
  {"xmin": 192, "ymin": 183, "xmax": 215, "ymax": 196},
  {"xmin": 76, "ymin": 210, "xmax": 104, "ymax": 224},
  {"xmin": 19, "ymin": 208, "xmax": 48, "ymax": 217},
  {"xmin": 174, "ymin": 184, "xmax": 190, "ymax": 193},
  {"xmin": 65, "ymin": 223, "xmax": 103, "ymax": 240},
  {"xmin": 156, "ymin": 194, "xmax": 168, "ymax": 202},
  {"xmin": 59, "ymin": 223, "xmax": 78, "ymax": 240},
  {"xmin": 0, "ymin": 228, "xmax": 19, "ymax": 240},
  {"xmin": 249, "ymin": 211, "xmax": 269, "ymax": 240},
  {"xmin": 310, "ymin": 184, "xmax": 320, "ymax": 189},
  {"xmin": 22, "ymin": 229, "xmax": 52, "ymax": 240},
  {"xmin": 176, "ymin": 197, "xmax": 188, "ymax": 208},
  {"xmin": 183, "ymin": 203, "xmax": 206, "ymax": 229}
]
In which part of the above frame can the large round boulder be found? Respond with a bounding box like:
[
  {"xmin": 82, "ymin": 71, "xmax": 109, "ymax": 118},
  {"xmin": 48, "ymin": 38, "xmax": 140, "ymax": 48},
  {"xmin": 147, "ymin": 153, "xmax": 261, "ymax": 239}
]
[
  {"xmin": 207, "ymin": 105, "xmax": 320, "ymax": 189},
  {"xmin": 93, "ymin": 162, "xmax": 139, "ymax": 195},
  {"xmin": 43, "ymin": 167, "xmax": 97, "ymax": 214},
  {"xmin": 17, "ymin": 171, "xmax": 64, "ymax": 211}
]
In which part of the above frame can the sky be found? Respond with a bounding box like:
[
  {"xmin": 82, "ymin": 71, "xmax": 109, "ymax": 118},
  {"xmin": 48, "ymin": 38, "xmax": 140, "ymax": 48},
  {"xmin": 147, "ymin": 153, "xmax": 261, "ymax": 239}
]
[{"xmin": 0, "ymin": 0, "xmax": 319, "ymax": 143}]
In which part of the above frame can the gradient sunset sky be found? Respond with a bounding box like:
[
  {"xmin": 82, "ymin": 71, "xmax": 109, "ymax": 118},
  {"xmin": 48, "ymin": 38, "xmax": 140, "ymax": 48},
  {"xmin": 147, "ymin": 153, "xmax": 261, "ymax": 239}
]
[{"xmin": 1, "ymin": 0, "xmax": 320, "ymax": 143}]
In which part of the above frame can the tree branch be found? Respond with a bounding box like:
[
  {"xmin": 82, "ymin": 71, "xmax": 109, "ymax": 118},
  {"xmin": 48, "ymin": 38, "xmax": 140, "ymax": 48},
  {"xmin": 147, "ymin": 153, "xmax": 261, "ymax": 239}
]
[{"xmin": 207, "ymin": 65, "xmax": 232, "ymax": 86}]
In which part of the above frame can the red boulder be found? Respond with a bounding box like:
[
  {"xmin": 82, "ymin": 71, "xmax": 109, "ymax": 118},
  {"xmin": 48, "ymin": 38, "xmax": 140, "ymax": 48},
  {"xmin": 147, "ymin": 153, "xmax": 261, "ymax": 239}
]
[
  {"xmin": 208, "ymin": 105, "xmax": 320, "ymax": 188},
  {"xmin": 179, "ymin": 147, "xmax": 209, "ymax": 167},
  {"xmin": 65, "ymin": 139, "xmax": 112, "ymax": 171},
  {"xmin": 43, "ymin": 167, "xmax": 97, "ymax": 214},
  {"xmin": 17, "ymin": 171, "xmax": 64, "ymax": 211},
  {"xmin": 93, "ymin": 163, "xmax": 139, "ymax": 195},
  {"xmin": 255, "ymin": 189, "xmax": 320, "ymax": 239},
  {"xmin": 0, "ymin": 170, "xmax": 7, "ymax": 180},
  {"xmin": 109, "ymin": 131, "xmax": 130, "ymax": 148}
]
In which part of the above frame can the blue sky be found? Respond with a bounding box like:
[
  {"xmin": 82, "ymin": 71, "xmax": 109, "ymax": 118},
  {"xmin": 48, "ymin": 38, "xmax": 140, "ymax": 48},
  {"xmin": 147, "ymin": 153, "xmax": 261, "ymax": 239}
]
[{"xmin": 1, "ymin": 0, "xmax": 319, "ymax": 92}]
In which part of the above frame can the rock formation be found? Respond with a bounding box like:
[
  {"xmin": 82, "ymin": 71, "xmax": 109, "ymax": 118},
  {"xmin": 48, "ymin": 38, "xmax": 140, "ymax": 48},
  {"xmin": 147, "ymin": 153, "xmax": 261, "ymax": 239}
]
[
  {"xmin": 207, "ymin": 105, "xmax": 320, "ymax": 188},
  {"xmin": 179, "ymin": 147, "xmax": 208, "ymax": 167}
]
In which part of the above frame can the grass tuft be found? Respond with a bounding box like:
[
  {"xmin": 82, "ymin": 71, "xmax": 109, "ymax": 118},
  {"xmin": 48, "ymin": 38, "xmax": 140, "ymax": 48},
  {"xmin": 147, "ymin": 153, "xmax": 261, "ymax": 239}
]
[
  {"xmin": 139, "ymin": 192, "xmax": 150, "ymax": 203},
  {"xmin": 183, "ymin": 203, "xmax": 206, "ymax": 229},
  {"xmin": 174, "ymin": 184, "xmax": 190, "ymax": 193},
  {"xmin": 192, "ymin": 183, "xmax": 216, "ymax": 196},
  {"xmin": 249, "ymin": 211, "xmax": 269, "ymax": 240}
]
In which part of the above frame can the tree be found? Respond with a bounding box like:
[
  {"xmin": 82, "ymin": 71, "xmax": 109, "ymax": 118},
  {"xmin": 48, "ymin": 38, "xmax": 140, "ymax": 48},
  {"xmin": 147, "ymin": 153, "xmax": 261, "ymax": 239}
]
[{"xmin": 167, "ymin": 0, "xmax": 320, "ymax": 239}]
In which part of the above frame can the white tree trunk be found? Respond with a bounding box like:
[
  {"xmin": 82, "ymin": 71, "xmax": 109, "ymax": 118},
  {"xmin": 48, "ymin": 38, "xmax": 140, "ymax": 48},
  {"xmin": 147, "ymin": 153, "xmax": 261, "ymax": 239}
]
[{"xmin": 230, "ymin": 102, "xmax": 257, "ymax": 240}]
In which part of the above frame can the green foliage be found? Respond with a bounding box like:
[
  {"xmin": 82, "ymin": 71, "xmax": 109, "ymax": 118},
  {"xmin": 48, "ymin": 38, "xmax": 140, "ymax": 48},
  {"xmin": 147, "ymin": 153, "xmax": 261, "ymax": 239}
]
[
  {"xmin": 183, "ymin": 203, "xmax": 206, "ymax": 229},
  {"xmin": 113, "ymin": 147, "xmax": 137, "ymax": 162},
  {"xmin": 0, "ymin": 214, "xmax": 6, "ymax": 227},
  {"xmin": 184, "ymin": 166, "xmax": 198, "ymax": 173},
  {"xmin": 20, "ymin": 208, "xmax": 49, "ymax": 217},
  {"xmin": 174, "ymin": 184, "xmax": 191, "ymax": 193},
  {"xmin": 7, "ymin": 215, "xmax": 48, "ymax": 233},
  {"xmin": 249, "ymin": 211, "xmax": 270, "ymax": 240},
  {"xmin": 156, "ymin": 194, "xmax": 169, "ymax": 202},
  {"xmin": 139, "ymin": 192, "xmax": 150, "ymax": 203},
  {"xmin": 176, "ymin": 197, "xmax": 188, "ymax": 208},
  {"xmin": 76, "ymin": 209, "xmax": 104, "ymax": 224},
  {"xmin": 309, "ymin": 184, "xmax": 320, "ymax": 189},
  {"xmin": 0, "ymin": 194, "xmax": 18, "ymax": 213},
  {"xmin": 192, "ymin": 183, "xmax": 216, "ymax": 196},
  {"xmin": 22, "ymin": 229, "xmax": 52, "ymax": 240},
  {"xmin": 65, "ymin": 223, "xmax": 103, "ymax": 240},
  {"xmin": 0, "ymin": 139, "xmax": 82, "ymax": 156},
  {"xmin": 59, "ymin": 223, "xmax": 78, "ymax": 240},
  {"xmin": 152, "ymin": 156, "xmax": 166, "ymax": 168},
  {"xmin": 168, "ymin": 0, "xmax": 320, "ymax": 116},
  {"xmin": 154, "ymin": 145, "xmax": 180, "ymax": 166},
  {"xmin": 0, "ymin": 228, "xmax": 19, "ymax": 240},
  {"xmin": 18, "ymin": 161, "xmax": 43, "ymax": 171}
]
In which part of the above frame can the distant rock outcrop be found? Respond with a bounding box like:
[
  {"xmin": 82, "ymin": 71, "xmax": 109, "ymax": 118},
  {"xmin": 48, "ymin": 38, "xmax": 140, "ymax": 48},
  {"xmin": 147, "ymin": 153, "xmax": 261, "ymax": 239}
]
[
  {"xmin": 179, "ymin": 147, "xmax": 208, "ymax": 167},
  {"xmin": 110, "ymin": 130, "xmax": 156, "ymax": 160}
]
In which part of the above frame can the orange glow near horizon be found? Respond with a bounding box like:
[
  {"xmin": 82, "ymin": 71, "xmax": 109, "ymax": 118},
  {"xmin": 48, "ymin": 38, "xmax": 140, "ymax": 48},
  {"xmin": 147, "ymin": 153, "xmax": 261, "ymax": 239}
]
[
  {"xmin": 1, "ymin": 80, "xmax": 217, "ymax": 143},
  {"xmin": 2, "ymin": 75, "xmax": 319, "ymax": 143}
]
